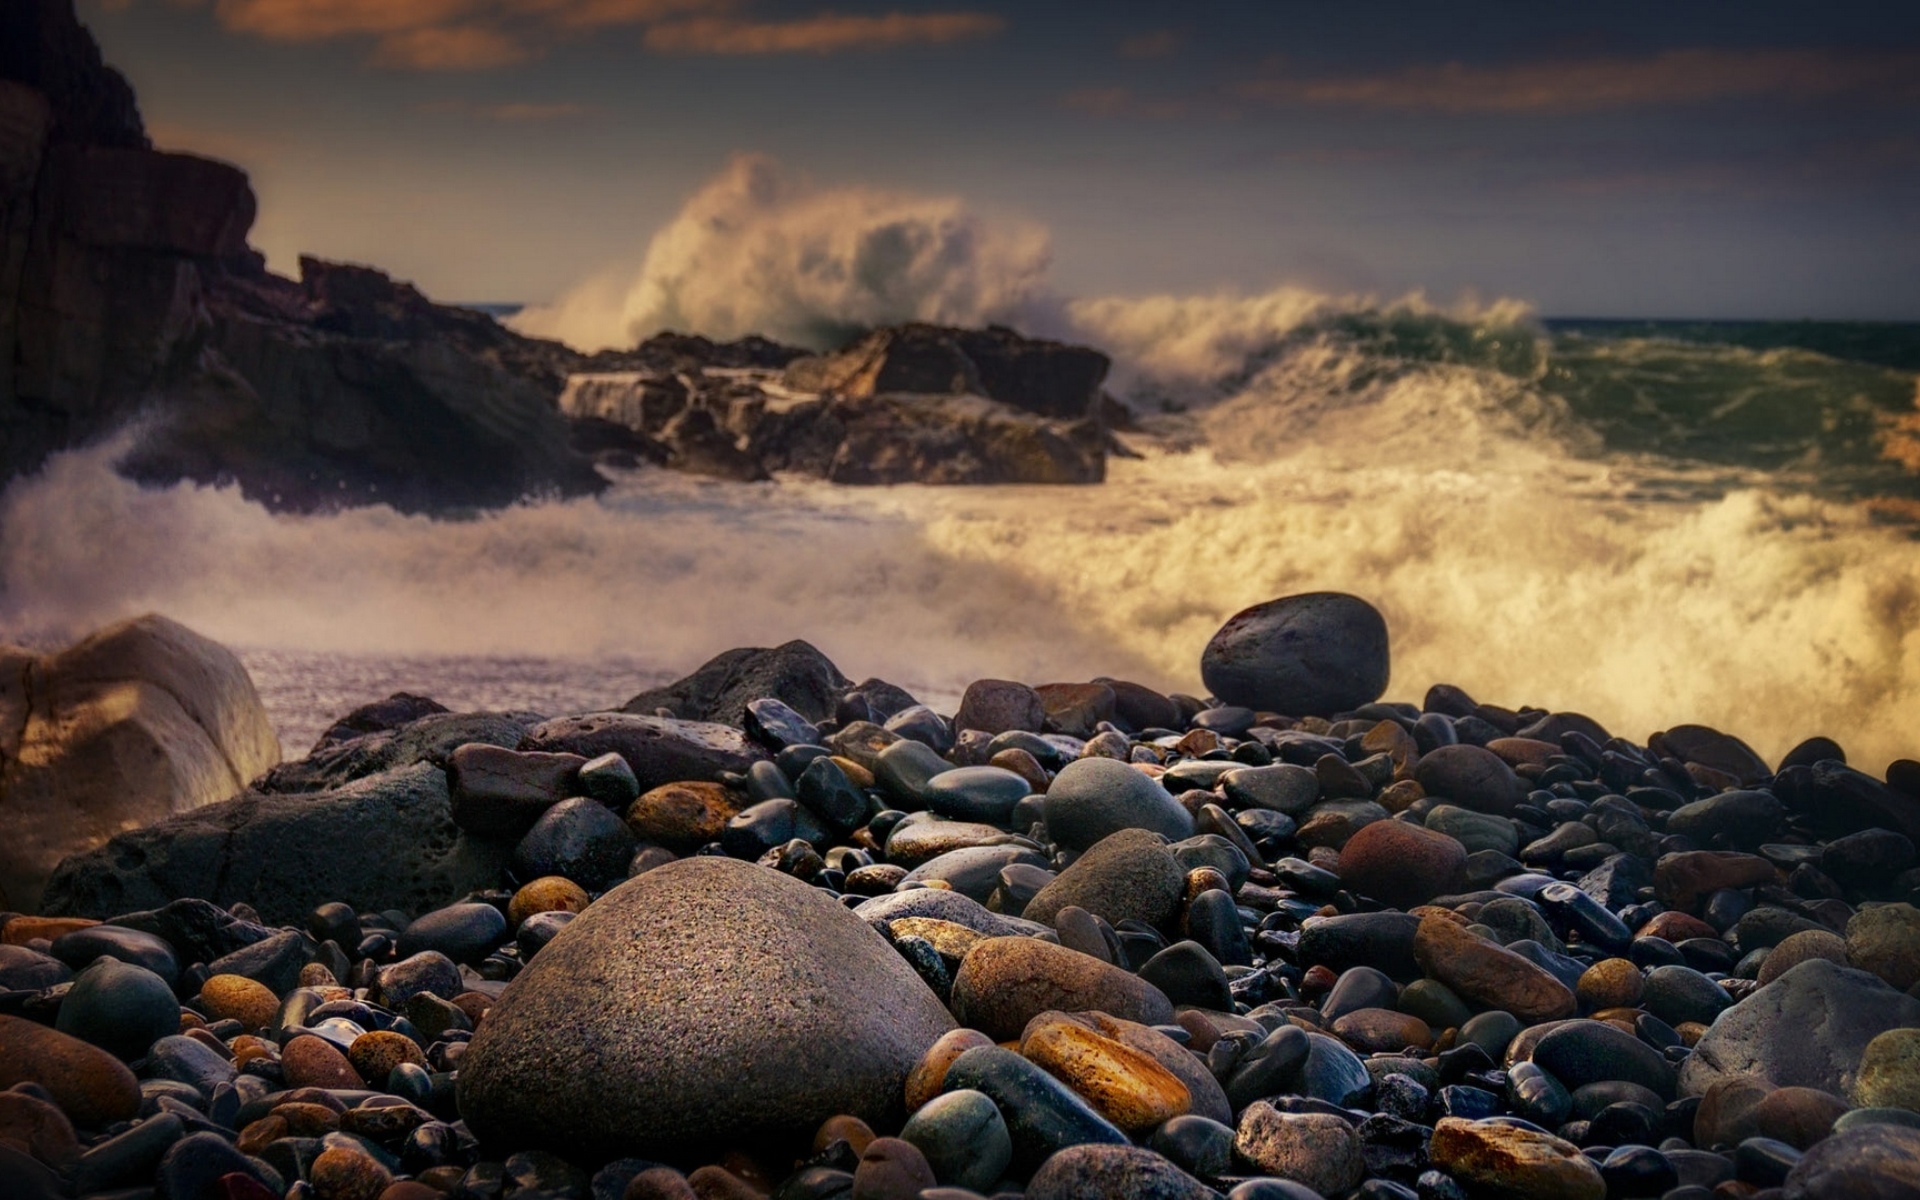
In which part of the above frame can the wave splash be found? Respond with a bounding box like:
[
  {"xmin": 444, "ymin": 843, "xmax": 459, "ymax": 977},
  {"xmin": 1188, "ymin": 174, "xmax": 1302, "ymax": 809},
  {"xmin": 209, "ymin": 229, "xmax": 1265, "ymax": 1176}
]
[{"xmin": 4, "ymin": 157, "xmax": 1918, "ymax": 771}]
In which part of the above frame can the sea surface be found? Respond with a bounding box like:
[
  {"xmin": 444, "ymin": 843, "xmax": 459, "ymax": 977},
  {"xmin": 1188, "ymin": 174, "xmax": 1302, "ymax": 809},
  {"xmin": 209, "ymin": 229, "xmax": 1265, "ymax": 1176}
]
[{"xmin": 3, "ymin": 297, "xmax": 1917, "ymax": 770}]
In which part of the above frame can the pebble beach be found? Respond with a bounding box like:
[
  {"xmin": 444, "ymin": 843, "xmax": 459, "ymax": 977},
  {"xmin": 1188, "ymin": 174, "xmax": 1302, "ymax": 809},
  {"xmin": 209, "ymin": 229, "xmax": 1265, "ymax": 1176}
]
[{"xmin": 5, "ymin": 592, "xmax": 1920, "ymax": 1200}]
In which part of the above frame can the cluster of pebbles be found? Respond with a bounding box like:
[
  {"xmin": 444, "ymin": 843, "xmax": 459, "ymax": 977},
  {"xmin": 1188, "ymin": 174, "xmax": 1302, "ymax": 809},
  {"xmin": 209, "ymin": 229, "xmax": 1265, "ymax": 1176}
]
[{"xmin": 5, "ymin": 593, "xmax": 1920, "ymax": 1200}]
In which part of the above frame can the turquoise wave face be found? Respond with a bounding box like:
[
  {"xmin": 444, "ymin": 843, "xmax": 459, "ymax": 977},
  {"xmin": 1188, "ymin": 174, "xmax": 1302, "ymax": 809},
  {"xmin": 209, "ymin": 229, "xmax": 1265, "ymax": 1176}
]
[{"xmin": 1540, "ymin": 321, "xmax": 1920, "ymax": 501}]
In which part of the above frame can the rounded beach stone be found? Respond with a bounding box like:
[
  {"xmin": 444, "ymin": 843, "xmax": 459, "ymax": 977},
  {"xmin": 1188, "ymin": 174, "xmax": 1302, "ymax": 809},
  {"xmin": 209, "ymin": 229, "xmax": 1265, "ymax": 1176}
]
[
  {"xmin": 1412, "ymin": 914, "xmax": 1577, "ymax": 1023},
  {"xmin": 1760, "ymin": 929, "xmax": 1850, "ymax": 985},
  {"xmin": 953, "ymin": 680, "xmax": 1046, "ymax": 735},
  {"xmin": 282, "ymin": 1034, "xmax": 364, "ymax": 1090},
  {"xmin": 457, "ymin": 856, "xmax": 957, "ymax": 1159},
  {"xmin": 1679, "ymin": 959, "xmax": 1920, "ymax": 1099},
  {"xmin": 198, "ymin": 974, "xmax": 280, "ymax": 1031},
  {"xmin": 1233, "ymin": 1102, "xmax": 1365, "ymax": 1195},
  {"xmin": 1025, "ymin": 1143, "xmax": 1218, "ymax": 1200},
  {"xmin": 1022, "ymin": 829, "xmax": 1185, "ymax": 932},
  {"xmin": 1577, "ymin": 959, "xmax": 1644, "ymax": 1010},
  {"xmin": 513, "ymin": 797, "xmax": 638, "ymax": 893},
  {"xmin": 1019, "ymin": 1013, "xmax": 1192, "ymax": 1133},
  {"xmin": 309, "ymin": 1144, "xmax": 391, "ymax": 1200},
  {"xmin": 899, "ymin": 1089, "xmax": 1011, "ymax": 1191},
  {"xmin": 625, "ymin": 782, "xmax": 739, "ymax": 853},
  {"xmin": 348, "ymin": 1030, "xmax": 427, "ymax": 1080},
  {"xmin": 1781, "ymin": 1123, "xmax": 1920, "ymax": 1199},
  {"xmin": 54, "ymin": 959, "xmax": 179, "ymax": 1061},
  {"xmin": 905, "ymin": 1029, "xmax": 997, "ymax": 1112},
  {"xmin": 395, "ymin": 903, "xmax": 507, "ymax": 965},
  {"xmin": 851, "ymin": 1137, "xmax": 936, "ymax": 1200},
  {"xmin": 1199, "ymin": 592, "xmax": 1389, "ymax": 717},
  {"xmin": 507, "ymin": 877, "xmax": 590, "ymax": 928},
  {"xmin": 0, "ymin": 1014, "xmax": 141, "ymax": 1125},
  {"xmin": 1847, "ymin": 904, "xmax": 1920, "ymax": 991},
  {"xmin": 1428, "ymin": 1116, "xmax": 1605, "ymax": 1200},
  {"xmin": 1042, "ymin": 758, "xmax": 1192, "ymax": 853},
  {"xmin": 1414, "ymin": 745, "xmax": 1527, "ymax": 817},
  {"xmin": 1338, "ymin": 819, "xmax": 1466, "ymax": 908},
  {"xmin": 949, "ymin": 937, "xmax": 1175, "ymax": 1041},
  {"xmin": 1855, "ymin": 1028, "xmax": 1920, "ymax": 1110}
]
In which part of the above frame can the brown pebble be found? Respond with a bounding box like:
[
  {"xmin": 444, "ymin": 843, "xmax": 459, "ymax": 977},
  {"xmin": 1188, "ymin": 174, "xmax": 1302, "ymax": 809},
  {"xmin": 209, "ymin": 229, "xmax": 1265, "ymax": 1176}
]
[
  {"xmin": 686, "ymin": 1165, "xmax": 765, "ymax": 1200},
  {"xmin": 271, "ymin": 1101, "xmax": 341, "ymax": 1136},
  {"xmin": 348, "ymin": 1030, "xmax": 427, "ymax": 1081},
  {"xmin": 851, "ymin": 1137, "xmax": 937, "ymax": 1200},
  {"xmin": 0, "ymin": 918, "xmax": 97, "ymax": 945},
  {"xmin": 904, "ymin": 1028, "xmax": 996, "ymax": 1112},
  {"xmin": 281, "ymin": 1035, "xmax": 365, "ymax": 1090},
  {"xmin": 1577, "ymin": 959, "xmax": 1645, "ymax": 1010},
  {"xmin": 414, "ymin": 1165, "xmax": 467, "ymax": 1193},
  {"xmin": 625, "ymin": 1167, "xmax": 698, "ymax": 1200},
  {"xmin": 184, "ymin": 1027, "xmax": 230, "ymax": 1055},
  {"xmin": 987, "ymin": 748, "xmax": 1049, "ymax": 794},
  {"xmin": 198, "ymin": 975, "xmax": 281, "ymax": 1030},
  {"xmin": 231, "ymin": 1035, "xmax": 277, "ymax": 1067},
  {"xmin": 0, "ymin": 1089, "xmax": 79, "ymax": 1167},
  {"xmin": 299, "ymin": 963, "xmax": 340, "ymax": 988},
  {"xmin": 814, "ymin": 1113, "xmax": 876, "ymax": 1157},
  {"xmin": 0, "ymin": 1015, "xmax": 141, "ymax": 1126},
  {"xmin": 1330, "ymin": 1007, "xmax": 1434, "ymax": 1053},
  {"xmin": 378, "ymin": 1184, "xmax": 444, "ymax": 1200},
  {"xmin": 235, "ymin": 1115, "xmax": 288, "ymax": 1157},
  {"xmin": 508, "ymin": 877, "xmax": 592, "ymax": 928},
  {"xmin": 1751, "ymin": 1086, "xmax": 1849, "ymax": 1150},
  {"xmin": 310, "ymin": 1145, "xmax": 392, "ymax": 1200},
  {"xmin": 450, "ymin": 992, "xmax": 495, "ymax": 1025}
]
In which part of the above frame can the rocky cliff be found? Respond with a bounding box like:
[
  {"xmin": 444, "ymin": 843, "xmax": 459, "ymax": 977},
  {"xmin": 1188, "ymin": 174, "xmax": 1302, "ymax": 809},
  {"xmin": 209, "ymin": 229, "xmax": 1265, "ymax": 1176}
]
[
  {"xmin": 0, "ymin": 0, "xmax": 602, "ymax": 512},
  {"xmin": 1, "ymin": 0, "xmax": 1115, "ymax": 506}
]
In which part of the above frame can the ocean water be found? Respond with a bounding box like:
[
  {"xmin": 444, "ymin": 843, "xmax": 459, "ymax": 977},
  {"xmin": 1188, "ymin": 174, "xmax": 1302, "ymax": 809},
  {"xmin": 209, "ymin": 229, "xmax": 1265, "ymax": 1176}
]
[{"xmin": 2, "ymin": 294, "xmax": 1917, "ymax": 772}]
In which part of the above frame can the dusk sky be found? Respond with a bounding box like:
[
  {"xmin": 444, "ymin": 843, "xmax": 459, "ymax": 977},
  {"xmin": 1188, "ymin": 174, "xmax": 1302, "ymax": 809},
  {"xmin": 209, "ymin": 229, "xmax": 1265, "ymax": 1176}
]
[{"xmin": 79, "ymin": 0, "xmax": 1920, "ymax": 323}]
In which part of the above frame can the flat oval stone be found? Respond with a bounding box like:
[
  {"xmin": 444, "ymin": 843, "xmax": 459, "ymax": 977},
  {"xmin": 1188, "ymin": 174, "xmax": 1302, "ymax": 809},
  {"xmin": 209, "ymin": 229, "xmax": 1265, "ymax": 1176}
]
[
  {"xmin": 1019, "ymin": 1013, "xmax": 1192, "ymax": 1133},
  {"xmin": 1415, "ymin": 746, "xmax": 1527, "ymax": 817},
  {"xmin": 1233, "ymin": 1102, "xmax": 1365, "ymax": 1196},
  {"xmin": 1412, "ymin": 915, "xmax": 1577, "ymax": 1023},
  {"xmin": 1532, "ymin": 1020, "xmax": 1676, "ymax": 1099},
  {"xmin": 512, "ymin": 797, "xmax": 638, "ymax": 893},
  {"xmin": 939, "ymin": 1045, "xmax": 1127, "ymax": 1171},
  {"xmin": 0, "ymin": 1013, "xmax": 141, "ymax": 1128},
  {"xmin": 1428, "ymin": 1117, "xmax": 1605, "ymax": 1200},
  {"xmin": 457, "ymin": 857, "xmax": 957, "ymax": 1160},
  {"xmin": 923, "ymin": 767, "xmax": 1032, "ymax": 826},
  {"xmin": 50, "ymin": 925, "xmax": 180, "ymax": 984},
  {"xmin": 1339, "ymin": 820, "xmax": 1467, "ymax": 909},
  {"xmin": 395, "ymin": 903, "xmax": 507, "ymax": 966},
  {"xmin": 950, "ymin": 937, "xmax": 1175, "ymax": 1040},
  {"xmin": 625, "ymin": 782, "xmax": 740, "ymax": 853}
]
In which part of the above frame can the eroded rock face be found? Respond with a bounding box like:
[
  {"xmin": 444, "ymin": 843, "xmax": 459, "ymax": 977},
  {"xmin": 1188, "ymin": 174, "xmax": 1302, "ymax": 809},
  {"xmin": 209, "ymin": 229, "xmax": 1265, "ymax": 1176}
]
[
  {"xmin": 0, "ymin": 615, "xmax": 280, "ymax": 912},
  {"xmin": 782, "ymin": 323, "xmax": 1110, "ymax": 420},
  {"xmin": 40, "ymin": 762, "xmax": 510, "ymax": 925},
  {"xmin": 0, "ymin": 3, "xmax": 601, "ymax": 514},
  {"xmin": 620, "ymin": 640, "xmax": 851, "ymax": 726}
]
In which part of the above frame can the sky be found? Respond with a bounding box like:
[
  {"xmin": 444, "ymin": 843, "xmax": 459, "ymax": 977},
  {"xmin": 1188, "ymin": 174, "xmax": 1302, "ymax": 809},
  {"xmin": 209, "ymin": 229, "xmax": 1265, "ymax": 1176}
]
[{"xmin": 77, "ymin": 0, "xmax": 1920, "ymax": 323}]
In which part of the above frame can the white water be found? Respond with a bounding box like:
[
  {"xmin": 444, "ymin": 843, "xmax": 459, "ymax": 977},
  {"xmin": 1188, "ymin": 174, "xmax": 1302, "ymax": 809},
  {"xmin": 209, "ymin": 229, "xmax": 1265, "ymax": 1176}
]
[{"xmin": 3, "ymin": 158, "xmax": 1916, "ymax": 771}]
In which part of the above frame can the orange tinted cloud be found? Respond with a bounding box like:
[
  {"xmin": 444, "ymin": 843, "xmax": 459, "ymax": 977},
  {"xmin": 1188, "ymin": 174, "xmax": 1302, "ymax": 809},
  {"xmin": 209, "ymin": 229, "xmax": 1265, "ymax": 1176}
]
[
  {"xmin": 1240, "ymin": 48, "xmax": 1920, "ymax": 114},
  {"xmin": 373, "ymin": 24, "xmax": 529, "ymax": 68},
  {"xmin": 644, "ymin": 11, "xmax": 1004, "ymax": 55},
  {"xmin": 212, "ymin": 0, "xmax": 479, "ymax": 40}
]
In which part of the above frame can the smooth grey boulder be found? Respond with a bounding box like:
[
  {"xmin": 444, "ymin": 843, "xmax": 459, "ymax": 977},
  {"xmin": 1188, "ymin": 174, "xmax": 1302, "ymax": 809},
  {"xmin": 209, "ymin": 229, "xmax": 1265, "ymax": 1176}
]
[
  {"xmin": 1023, "ymin": 829, "xmax": 1185, "ymax": 932},
  {"xmin": 1199, "ymin": 592, "xmax": 1389, "ymax": 717},
  {"xmin": 1679, "ymin": 959, "xmax": 1920, "ymax": 1098},
  {"xmin": 1042, "ymin": 758, "xmax": 1191, "ymax": 853},
  {"xmin": 457, "ymin": 857, "xmax": 956, "ymax": 1159},
  {"xmin": 40, "ymin": 763, "xmax": 512, "ymax": 925}
]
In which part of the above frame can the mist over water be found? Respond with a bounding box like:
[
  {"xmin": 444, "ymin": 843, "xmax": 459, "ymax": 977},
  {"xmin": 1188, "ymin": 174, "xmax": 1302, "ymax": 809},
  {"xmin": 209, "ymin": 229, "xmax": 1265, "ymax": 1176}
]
[{"xmin": 4, "ymin": 159, "xmax": 1917, "ymax": 771}]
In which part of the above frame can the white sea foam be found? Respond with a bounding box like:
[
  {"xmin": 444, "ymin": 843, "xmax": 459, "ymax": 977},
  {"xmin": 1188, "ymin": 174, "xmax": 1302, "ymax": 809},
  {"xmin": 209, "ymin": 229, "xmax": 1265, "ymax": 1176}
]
[{"xmin": 4, "ymin": 158, "xmax": 1916, "ymax": 772}]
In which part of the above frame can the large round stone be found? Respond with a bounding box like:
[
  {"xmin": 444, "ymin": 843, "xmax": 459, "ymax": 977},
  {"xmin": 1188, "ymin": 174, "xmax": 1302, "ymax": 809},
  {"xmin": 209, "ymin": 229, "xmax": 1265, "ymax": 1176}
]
[
  {"xmin": 1042, "ymin": 759, "xmax": 1191, "ymax": 853},
  {"xmin": 455, "ymin": 857, "xmax": 956, "ymax": 1159},
  {"xmin": 1414, "ymin": 745, "xmax": 1527, "ymax": 817},
  {"xmin": 1338, "ymin": 819, "xmax": 1467, "ymax": 909},
  {"xmin": 1023, "ymin": 829, "xmax": 1185, "ymax": 932},
  {"xmin": 1199, "ymin": 593, "xmax": 1389, "ymax": 717}
]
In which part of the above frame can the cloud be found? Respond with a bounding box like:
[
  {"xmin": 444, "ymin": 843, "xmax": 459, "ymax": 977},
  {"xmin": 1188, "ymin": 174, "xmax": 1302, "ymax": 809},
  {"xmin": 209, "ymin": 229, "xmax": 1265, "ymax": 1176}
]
[
  {"xmin": 171, "ymin": 0, "xmax": 993, "ymax": 69},
  {"xmin": 1239, "ymin": 48, "xmax": 1920, "ymax": 115},
  {"xmin": 418, "ymin": 99, "xmax": 594, "ymax": 120},
  {"xmin": 1062, "ymin": 85, "xmax": 1210, "ymax": 121},
  {"xmin": 1118, "ymin": 28, "xmax": 1182, "ymax": 60},
  {"xmin": 512, "ymin": 152, "xmax": 1056, "ymax": 351},
  {"xmin": 371, "ymin": 23, "xmax": 530, "ymax": 68},
  {"xmin": 642, "ymin": 11, "xmax": 1004, "ymax": 55}
]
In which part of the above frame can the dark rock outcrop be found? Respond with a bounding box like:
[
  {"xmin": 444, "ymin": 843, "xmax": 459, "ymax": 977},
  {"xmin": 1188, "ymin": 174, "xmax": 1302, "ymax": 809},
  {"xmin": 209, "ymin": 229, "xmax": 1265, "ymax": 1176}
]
[
  {"xmin": 559, "ymin": 321, "xmax": 1114, "ymax": 486},
  {"xmin": 620, "ymin": 640, "xmax": 851, "ymax": 726},
  {"xmin": 39, "ymin": 761, "xmax": 513, "ymax": 925},
  {"xmin": 0, "ymin": 1, "xmax": 602, "ymax": 512}
]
